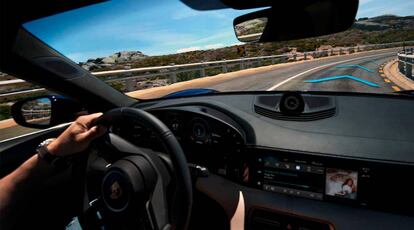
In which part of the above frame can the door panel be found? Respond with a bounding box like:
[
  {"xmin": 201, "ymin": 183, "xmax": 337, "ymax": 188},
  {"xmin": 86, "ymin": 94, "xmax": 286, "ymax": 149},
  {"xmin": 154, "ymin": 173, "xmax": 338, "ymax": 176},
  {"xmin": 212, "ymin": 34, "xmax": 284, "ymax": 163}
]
[
  {"xmin": 0, "ymin": 124, "xmax": 68, "ymax": 177},
  {"xmin": 0, "ymin": 123, "xmax": 86, "ymax": 229}
]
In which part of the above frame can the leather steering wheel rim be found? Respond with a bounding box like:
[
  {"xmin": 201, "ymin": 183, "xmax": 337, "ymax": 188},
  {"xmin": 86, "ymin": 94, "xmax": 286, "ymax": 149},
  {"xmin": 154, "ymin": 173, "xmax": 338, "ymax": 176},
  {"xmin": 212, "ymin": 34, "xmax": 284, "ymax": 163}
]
[{"xmin": 87, "ymin": 107, "xmax": 192, "ymax": 230}]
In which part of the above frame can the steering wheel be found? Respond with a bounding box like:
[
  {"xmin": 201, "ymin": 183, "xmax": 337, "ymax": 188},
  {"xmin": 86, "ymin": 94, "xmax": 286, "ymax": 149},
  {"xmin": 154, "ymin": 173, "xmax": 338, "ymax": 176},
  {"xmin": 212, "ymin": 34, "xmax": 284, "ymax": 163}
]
[{"xmin": 79, "ymin": 107, "xmax": 192, "ymax": 230}]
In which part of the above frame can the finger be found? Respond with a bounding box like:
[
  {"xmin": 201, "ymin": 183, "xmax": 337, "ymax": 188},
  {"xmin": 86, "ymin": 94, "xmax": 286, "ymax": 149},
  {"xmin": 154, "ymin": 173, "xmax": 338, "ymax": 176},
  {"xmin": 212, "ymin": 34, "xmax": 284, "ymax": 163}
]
[
  {"xmin": 80, "ymin": 125, "xmax": 107, "ymax": 142},
  {"xmin": 78, "ymin": 112, "xmax": 103, "ymax": 128}
]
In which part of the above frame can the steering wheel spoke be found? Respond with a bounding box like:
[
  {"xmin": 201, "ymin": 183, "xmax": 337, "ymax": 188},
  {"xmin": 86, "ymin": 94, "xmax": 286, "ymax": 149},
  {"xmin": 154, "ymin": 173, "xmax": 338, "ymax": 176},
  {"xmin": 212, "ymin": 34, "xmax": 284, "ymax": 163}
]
[{"xmin": 81, "ymin": 108, "xmax": 192, "ymax": 230}]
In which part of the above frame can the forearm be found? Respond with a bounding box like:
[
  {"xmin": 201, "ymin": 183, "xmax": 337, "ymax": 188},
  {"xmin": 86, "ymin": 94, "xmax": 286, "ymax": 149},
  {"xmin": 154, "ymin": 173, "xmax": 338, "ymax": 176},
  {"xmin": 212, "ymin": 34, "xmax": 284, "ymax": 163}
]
[
  {"xmin": 0, "ymin": 113, "xmax": 105, "ymax": 229},
  {"xmin": 0, "ymin": 154, "xmax": 53, "ymax": 225}
]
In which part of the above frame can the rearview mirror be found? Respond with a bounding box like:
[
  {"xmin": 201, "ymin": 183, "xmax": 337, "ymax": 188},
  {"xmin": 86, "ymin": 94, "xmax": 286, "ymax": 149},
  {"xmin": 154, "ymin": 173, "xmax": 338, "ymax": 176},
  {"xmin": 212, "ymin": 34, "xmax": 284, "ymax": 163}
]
[
  {"xmin": 233, "ymin": 0, "xmax": 358, "ymax": 42},
  {"xmin": 234, "ymin": 17, "xmax": 268, "ymax": 42},
  {"xmin": 11, "ymin": 95, "xmax": 86, "ymax": 128}
]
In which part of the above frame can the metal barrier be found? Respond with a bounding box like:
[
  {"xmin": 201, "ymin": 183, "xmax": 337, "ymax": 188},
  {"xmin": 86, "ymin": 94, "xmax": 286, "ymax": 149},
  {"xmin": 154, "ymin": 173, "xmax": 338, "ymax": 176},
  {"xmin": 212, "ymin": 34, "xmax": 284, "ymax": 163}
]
[
  {"xmin": 398, "ymin": 48, "xmax": 414, "ymax": 80},
  {"xmin": 1, "ymin": 40, "xmax": 414, "ymax": 102},
  {"xmin": 22, "ymin": 109, "xmax": 51, "ymax": 121}
]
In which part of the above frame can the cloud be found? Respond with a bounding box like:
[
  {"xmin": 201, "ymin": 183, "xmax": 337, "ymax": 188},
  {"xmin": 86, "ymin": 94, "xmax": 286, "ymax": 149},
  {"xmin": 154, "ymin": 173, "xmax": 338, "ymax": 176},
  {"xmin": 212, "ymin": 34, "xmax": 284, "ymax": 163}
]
[
  {"xmin": 176, "ymin": 43, "xmax": 229, "ymax": 53},
  {"xmin": 230, "ymin": 41, "xmax": 245, "ymax": 46},
  {"xmin": 177, "ymin": 46, "xmax": 201, "ymax": 53},
  {"xmin": 204, "ymin": 43, "xmax": 225, "ymax": 49},
  {"xmin": 357, "ymin": 1, "xmax": 414, "ymax": 18}
]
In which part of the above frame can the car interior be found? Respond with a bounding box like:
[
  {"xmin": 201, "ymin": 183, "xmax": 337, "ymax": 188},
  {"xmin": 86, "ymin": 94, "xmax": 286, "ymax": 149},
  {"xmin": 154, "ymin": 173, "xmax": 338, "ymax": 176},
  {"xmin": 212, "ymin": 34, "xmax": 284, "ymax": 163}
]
[{"xmin": 1, "ymin": 0, "xmax": 414, "ymax": 230}]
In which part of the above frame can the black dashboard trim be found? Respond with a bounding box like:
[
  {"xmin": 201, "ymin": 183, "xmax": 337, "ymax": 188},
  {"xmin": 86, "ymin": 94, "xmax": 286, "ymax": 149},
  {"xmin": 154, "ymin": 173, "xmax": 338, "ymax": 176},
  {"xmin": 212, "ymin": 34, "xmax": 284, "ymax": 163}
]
[
  {"xmin": 247, "ymin": 145, "xmax": 414, "ymax": 166},
  {"xmin": 134, "ymin": 90, "xmax": 414, "ymax": 104},
  {"xmin": 248, "ymin": 206, "xmax": 336, "ymax": 230}
]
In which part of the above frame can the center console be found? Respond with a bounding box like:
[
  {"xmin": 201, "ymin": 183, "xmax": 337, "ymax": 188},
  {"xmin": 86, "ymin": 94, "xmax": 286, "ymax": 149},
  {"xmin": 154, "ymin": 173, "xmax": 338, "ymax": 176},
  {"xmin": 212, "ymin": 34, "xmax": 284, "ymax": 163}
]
[{"xmin": 244, "ymin": 147, "xmax": 414, "ymax": 215}]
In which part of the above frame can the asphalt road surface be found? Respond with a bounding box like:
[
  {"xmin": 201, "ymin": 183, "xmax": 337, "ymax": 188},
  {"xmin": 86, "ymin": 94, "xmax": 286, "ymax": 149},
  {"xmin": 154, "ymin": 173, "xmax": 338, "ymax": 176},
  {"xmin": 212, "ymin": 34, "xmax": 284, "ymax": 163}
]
[
  {"xmin": 210, "ymin": 48, "xmax": 399, "ymax": 93},
  {"xmin": 0, "ymin": 125, "xmax": 39, "ymax": 141}
]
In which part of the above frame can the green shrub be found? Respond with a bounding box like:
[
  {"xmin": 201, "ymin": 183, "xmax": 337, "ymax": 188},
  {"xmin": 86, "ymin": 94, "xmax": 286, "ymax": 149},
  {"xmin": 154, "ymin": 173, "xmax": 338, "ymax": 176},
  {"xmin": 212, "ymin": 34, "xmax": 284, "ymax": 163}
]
[{"xmin": 0, "ymin": 104, "xmax": 11, "ymax": 120}]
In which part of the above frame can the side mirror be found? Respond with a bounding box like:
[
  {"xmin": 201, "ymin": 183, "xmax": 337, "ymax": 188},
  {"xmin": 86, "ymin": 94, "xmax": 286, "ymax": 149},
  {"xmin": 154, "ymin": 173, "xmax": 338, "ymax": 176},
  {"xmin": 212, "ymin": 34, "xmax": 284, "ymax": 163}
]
[
  {"xmin": 11, "ymin": 95, "xmax": 86, "ymax": 128},
  {"xmin": 233, "ymin": 0, "xmax": 358, "ymax": 43}
]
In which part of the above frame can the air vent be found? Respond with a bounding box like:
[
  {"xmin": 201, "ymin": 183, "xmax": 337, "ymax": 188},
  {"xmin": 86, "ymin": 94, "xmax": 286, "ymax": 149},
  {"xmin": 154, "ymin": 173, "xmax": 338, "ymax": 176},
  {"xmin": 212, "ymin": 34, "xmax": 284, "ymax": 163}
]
[
  {"xmin": 249, "ymin": 208, "xmax": 333, "ymax": 230},
  {"xmin": 254, "ymin": 105, "xmax": 335, "ymax": 121}
]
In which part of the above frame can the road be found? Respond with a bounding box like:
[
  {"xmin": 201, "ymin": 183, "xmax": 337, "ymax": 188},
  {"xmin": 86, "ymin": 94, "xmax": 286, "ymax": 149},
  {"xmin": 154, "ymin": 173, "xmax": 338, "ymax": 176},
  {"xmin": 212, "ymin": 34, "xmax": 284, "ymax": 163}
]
[
  {"xmin": 0, "ymin": 125, "xmax": 39, "ymax": 141},
  {"xmin": 209, "ymin": 49, "xmax": 398, "ymax": 93}
]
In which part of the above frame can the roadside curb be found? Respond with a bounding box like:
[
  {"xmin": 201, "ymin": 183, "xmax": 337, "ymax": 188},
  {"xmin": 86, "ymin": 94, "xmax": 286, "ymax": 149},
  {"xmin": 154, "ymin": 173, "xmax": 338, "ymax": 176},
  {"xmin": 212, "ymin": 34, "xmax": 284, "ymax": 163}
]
[
  {"xmin": 383, "ymin": 59, "xmax": 414, "ymax": 90},
  {"xmin": 0, "ymin": 118, "xmax": 17, "ymax": 129}
]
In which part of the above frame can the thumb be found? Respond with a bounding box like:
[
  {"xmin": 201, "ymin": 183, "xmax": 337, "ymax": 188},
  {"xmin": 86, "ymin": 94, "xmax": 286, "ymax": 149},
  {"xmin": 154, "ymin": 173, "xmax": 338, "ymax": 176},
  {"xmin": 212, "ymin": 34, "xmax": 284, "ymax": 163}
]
[{"xmin": 80, "ymin": 125, "xmax": 107, "ymax": 142}]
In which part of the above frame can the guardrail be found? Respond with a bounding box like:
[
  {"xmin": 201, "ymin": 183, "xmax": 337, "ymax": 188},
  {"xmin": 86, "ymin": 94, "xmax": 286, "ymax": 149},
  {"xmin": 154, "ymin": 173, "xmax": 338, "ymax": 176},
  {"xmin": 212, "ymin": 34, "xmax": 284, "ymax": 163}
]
[
  {"xmin": 1, "ymin": 40, "xmax": 413, "ymax": 102},
  {"xmin": 22, "ymin": 109, "xmax": 51, "ymax": 121},
  {"xmin": 398, "ymin": 48, "xmax": 414, "ymax": 80}
]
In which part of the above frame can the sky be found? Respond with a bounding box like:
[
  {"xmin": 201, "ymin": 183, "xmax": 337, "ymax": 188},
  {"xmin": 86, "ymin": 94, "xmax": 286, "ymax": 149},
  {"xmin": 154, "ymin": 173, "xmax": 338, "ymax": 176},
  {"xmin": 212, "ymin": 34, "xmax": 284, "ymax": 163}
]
[{"xmin": 24, "ymin": 0, "xmax": 414, "ymax": 63}]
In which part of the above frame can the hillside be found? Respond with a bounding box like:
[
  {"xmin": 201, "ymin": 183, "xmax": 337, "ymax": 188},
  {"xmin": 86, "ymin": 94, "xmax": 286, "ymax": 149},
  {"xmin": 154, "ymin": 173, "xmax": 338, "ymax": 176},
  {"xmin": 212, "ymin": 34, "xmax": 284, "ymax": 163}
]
[{"xmin": 79, "ymin": 15, "xmax": 414, "ymax": 72}]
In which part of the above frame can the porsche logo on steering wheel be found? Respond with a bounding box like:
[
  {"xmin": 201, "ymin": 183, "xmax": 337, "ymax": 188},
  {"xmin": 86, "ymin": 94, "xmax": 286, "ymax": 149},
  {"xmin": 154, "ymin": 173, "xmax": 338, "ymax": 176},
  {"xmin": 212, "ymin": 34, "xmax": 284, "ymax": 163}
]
[{"xmin": 109, "ymin": 181, "xmax": 123, "ymax": 200}]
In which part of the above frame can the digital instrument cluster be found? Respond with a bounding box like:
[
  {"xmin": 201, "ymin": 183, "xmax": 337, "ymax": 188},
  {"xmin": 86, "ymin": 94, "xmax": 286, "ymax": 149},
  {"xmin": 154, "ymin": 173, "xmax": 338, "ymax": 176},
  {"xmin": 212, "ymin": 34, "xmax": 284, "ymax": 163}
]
[{"xmin": 111, "ymin": 106, "xmax": 246, "ymax": 174}]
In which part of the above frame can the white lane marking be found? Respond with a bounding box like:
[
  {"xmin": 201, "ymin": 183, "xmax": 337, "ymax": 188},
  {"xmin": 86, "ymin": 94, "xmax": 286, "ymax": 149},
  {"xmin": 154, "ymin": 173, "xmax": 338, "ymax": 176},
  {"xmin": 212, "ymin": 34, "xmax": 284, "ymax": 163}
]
[
  {"xmin": 0, "ymin": 122, "xmax": 72, "ymax": 144},
  {"xmin": 266, "ymin": 52, "xmax": 394, "ymax": 91}
]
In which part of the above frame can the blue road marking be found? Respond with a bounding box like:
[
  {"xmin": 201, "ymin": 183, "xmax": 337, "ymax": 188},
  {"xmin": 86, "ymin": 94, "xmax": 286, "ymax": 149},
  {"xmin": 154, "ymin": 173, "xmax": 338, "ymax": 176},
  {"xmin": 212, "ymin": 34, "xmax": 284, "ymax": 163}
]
[
  {"xmin": 335, "ymin": 64, "xmax": 373, "ymax": 73},
  {"xmin": 304, "ymin": 75, "xmax": 380, "ymax": 88}
]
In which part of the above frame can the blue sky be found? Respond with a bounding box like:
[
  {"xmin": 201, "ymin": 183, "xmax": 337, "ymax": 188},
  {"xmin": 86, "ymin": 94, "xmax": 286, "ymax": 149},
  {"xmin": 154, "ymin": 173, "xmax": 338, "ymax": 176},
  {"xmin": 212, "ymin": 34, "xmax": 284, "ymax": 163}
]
[{"xmin": 24, "ymin": 0, "xmax": 414, "ymax": 63}]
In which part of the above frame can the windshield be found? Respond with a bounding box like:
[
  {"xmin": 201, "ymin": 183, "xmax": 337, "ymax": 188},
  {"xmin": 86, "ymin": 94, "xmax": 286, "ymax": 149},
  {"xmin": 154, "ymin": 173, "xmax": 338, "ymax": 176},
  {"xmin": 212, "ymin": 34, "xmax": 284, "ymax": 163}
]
[{"xmin": 22, "ymin": 0, "xmax": 414, "ymax": 99}]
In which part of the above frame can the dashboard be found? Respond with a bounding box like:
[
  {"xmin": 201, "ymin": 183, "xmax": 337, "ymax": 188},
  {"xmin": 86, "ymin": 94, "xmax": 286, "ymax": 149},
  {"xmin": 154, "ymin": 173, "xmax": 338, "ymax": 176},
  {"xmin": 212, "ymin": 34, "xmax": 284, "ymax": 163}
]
[{"xmin": 115, "ymin": 92, "xmax": 414, "ymax": 229}]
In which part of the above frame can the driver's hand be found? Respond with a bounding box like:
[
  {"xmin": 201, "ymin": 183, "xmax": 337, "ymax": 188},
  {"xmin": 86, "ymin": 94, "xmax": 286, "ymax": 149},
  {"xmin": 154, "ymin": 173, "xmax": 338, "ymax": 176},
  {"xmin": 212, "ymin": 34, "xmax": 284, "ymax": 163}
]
[{"xmin": 47, "ymin": 113, "xmax": 107, "ymax": 157}]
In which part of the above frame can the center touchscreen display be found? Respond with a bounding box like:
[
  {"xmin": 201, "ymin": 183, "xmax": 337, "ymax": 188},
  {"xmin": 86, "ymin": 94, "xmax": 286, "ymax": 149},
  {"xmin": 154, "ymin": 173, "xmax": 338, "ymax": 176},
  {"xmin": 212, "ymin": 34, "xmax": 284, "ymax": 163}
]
[
  {"xmin": 251, "ymin": 149, "xmax": 414, "ymax": 215},
  {"xmin": 259, "ymin": 155, "xmax": 359, "ymax": 201},
  {"xmin": 261, "ymin": 156, "xmax": 325, "ymax": 199}
]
